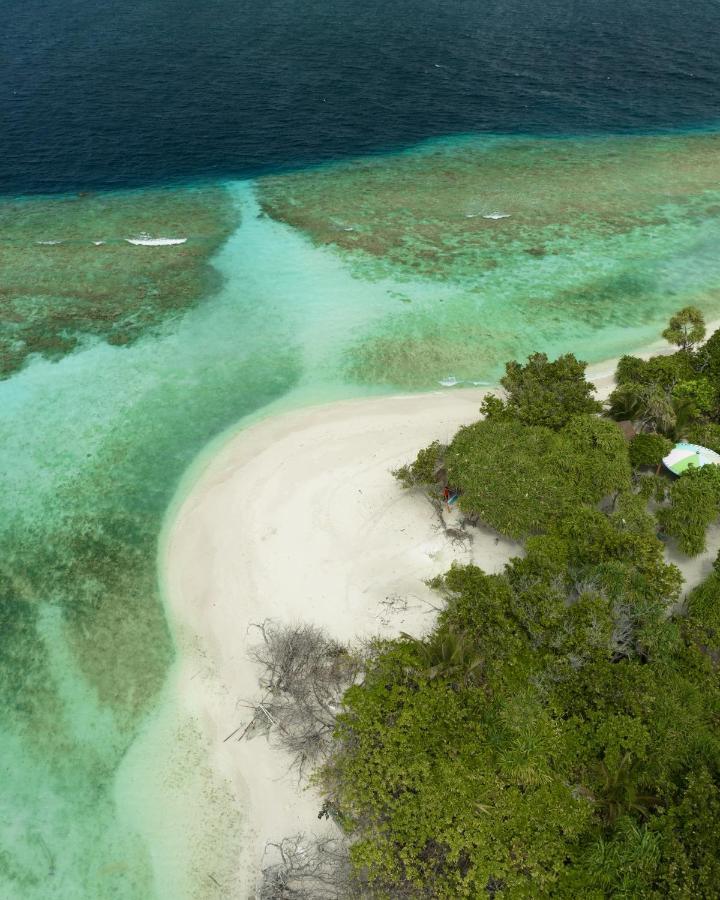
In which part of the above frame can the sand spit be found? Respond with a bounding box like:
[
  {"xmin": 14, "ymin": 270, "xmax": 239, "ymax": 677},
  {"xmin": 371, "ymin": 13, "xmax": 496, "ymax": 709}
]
[
  {"xmin": 160, "ymin": 333, "xmax": 719, "ymax": 896},
  {"xmin": 163, "ymin": 388, "xmax": 524, "ymax": 894}
]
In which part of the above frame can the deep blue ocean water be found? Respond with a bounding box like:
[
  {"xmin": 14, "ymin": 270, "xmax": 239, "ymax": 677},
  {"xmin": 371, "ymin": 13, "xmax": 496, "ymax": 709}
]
[{"xmin": 4, "ymin": 0, "xmax": 720, "ymax": 195}]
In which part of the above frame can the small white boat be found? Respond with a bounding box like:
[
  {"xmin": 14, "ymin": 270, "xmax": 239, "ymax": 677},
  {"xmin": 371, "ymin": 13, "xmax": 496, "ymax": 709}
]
[{"xmin": 125, "ymin": 235, "xmax": 187, "ymax": 246}]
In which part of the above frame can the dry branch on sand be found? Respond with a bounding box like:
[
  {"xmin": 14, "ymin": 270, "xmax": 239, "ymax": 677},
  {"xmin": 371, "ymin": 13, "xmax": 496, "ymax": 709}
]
[
  {"xmin": 259, "ymin": 832, "xmax": 357, "ymax": 899},
  {"xmin": 247, "ymin": 626, "xmax": 368, "ymax": 896},
  {"xmin": 245, "ymin": 621, "xmax": 366, "ymax": 778}
]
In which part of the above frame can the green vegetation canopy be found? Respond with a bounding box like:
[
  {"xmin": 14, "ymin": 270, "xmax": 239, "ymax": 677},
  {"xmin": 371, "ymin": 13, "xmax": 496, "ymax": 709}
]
[{"xmin": 444, "ymin": 415, "xmax": 630, "ymax": 539}]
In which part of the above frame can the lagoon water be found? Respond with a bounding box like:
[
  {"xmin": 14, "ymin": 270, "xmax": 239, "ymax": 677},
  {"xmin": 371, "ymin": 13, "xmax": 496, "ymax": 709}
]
[{"xmin": 3, "ymin": 1, "xmax": 720, "ymax": 897}]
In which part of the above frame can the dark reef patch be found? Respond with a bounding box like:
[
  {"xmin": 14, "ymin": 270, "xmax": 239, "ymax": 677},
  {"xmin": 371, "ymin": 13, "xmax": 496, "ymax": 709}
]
[{"xmin": 0, "ymin": 187, "xmax": 238, "ymax": 378}]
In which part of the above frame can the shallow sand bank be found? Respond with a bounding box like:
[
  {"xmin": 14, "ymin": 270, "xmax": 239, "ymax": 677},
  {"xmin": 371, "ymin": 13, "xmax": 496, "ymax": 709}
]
[{"xmin": 161, "ymin": 333, "xmax": 718, "ymax": 896}]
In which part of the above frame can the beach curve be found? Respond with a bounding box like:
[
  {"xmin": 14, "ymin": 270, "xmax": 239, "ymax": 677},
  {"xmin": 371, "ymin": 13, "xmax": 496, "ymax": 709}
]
[
  {"xmin": 156, "ymin": 334, "xmax": 715, "ymax": 896},
  {"xmin": 160, "ymin": 387, "xmax": 527, "ymax": 894}
]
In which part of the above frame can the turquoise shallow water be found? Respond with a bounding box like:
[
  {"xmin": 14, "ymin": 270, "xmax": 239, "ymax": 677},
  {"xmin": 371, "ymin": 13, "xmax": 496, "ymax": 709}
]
[{"xmin": 3, "ymin": 133, "xmax": 720, "ymax": 897}]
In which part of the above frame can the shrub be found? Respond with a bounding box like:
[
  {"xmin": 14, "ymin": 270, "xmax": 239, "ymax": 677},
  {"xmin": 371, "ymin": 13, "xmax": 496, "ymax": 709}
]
[
  {"xmin": 393, "ymin": 440, "xmax": 445, "ymax": 488},
  {"xmin": 686, "ymin": 423, "xmax": 720, "ymax": 456},
  {"xmin": 444, "ymin": 416, "xmax": 630, "ymax": 539},
  {"xmin": 500, "ymin": 352, "xmax": 601, "ymax": 430},
  {"xmin": 657, "ymin": 466, "xmax": 720, "ymax": 556},
  {"xmin": 629, "ymin": 433, "xmax": 673, "ymax": 469}
]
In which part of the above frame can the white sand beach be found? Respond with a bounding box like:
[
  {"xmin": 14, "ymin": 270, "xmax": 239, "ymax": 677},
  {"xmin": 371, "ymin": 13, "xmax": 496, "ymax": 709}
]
[
  {"xmin": 163, "ymin": 387, "xmax": 522, "ymax": 896},
  {"xmin": 160, "ymin": 342, "xmax": 718, "ymax": 897}
]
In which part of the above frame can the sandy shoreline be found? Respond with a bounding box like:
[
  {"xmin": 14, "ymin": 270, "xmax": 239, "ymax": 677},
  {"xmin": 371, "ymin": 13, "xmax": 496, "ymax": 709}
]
[
  {"xmin": 160, "ymin": 333, "xmax": 718, "ymax": 897},
  {"xmin": 163, "ymin": 387, "xmax": 522, "ymax": 896}
]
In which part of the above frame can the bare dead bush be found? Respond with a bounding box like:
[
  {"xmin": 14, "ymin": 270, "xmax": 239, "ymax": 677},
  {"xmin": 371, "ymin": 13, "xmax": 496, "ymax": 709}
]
[
  {"xmin": 246, "ymin": 621, "xmax": 366, "ymax": 777},
  {"xmin": 259, "ymin": 832, "xmax": 359, "ymax": 899},
  {"xmin": 260, "ymin": 830, "xmax": 442, "ymax": 900},
  {"xmin": 611, "ymin": 600, "xmax": 637, "ymax": 660}
]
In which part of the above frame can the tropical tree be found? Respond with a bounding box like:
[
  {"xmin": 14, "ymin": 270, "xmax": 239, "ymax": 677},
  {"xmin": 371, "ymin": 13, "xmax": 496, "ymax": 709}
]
[
  {"xmin": 614, "ymin": 354, "xmax": 646, "ymax": 386},
  {"xmin": 606, "ymin": 381, "xmax": 645, "ymax": 423},
  {"xmin": 442, "ymin": 415, "xmax": 630, "ymax": 539},
  {"xmin": 673, "ymin": 376, "xmax": 717, "ymax": 416},
  {"xmin": 685, "ymin": 568, "xmax": 720, "ymax": 657},
  {"xmin": 573, "ymin": 819, "xmax": 662, "ymax": 896},
  {"xmin": 665, "ymin": 396, "xmax": 699, "ymax": 442},
  {"xmin": 641, "ymin": 385, "xmax": 679, "ymax": 436},
  {"xmin": 614, "ymin": 351, "xmax": 695, "ymax": 391},
  {"xmin": 658, "ymin": 465, "xmax": 720, "ymax": 555},
  {"xmin": 662, "ymin": 306, "xmax": 706, "ymax": 351},
  {"xmin": 698, "ymin": 325, "xmax": 720, "ymax": 378},
  {"xmin": 651, "ymin": 768, "xmax": 720, "ymax": 896},
  {"xmin": 687, "ymin": 422, "xmax": 720, "ymax": 455},
  {"xmin": 498, "ymin": 352, "xmax": 601, "ymax": 430},
  {"xmin": 608, "ymin": 382, "xmax": 697, "ymax": 438},
  {"xmin": 628, "ymin": 433, "xmax": 672, "ymax": 470}
]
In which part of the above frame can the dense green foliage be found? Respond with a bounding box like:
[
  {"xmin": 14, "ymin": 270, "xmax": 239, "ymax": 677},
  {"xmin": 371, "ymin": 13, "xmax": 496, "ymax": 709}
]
[
  {"xmin": 658, "ymin": 466, "xmax": 720, "ymax": 555},
  {"xmin": 323, "ymin": 323, "xmax": 720, "ymax": 897},
  {"xmin": 393, "ymin": 440, "xmax": 446, "ymax": 488},
  {"xmin": 321, "ymin": 524, "xmax": 720, "ymax": 897},
  {"xmin": 496, "ymin": 352, "xmax": 602, "ymax": 429},
  {"xmin": 686, "ymin": 422, "xmax": 720, "ymax": 455},
  {"xmin": 444, "ymin": 415, "xmax": 630, "ymax": 538},
  {"xmin": 629, "ymin": 433, "xmax": 673, "ymax": 469},
  {"xmin": 615, "ymin": 351, "xmax": 696, "ymax": 390},
  {"xmin": 699, "ymin": 327, "xmax": 720, "ymax": 380},
  {"xmin": 673, "ymin": 377, "xmax": 717, "ymax": 416},
  {"xmin": 608, "ymin": 310, "xmax": 720, "ymax": 444},
  {"xmin": 685, "ymin": 569, "xmax": 720, "ymax": 659},
  {"xmin": 608, "ymin": 381, "xmax": 697, "ymax": 439}
]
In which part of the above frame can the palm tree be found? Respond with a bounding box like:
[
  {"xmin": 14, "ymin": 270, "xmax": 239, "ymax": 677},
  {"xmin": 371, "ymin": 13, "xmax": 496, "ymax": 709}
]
[
  {"xmin": 667, "ymin": 396, "xmax": 696, "ymax": 442},
  {"xmin": 402, "ymin": 627, "xmax": 484, "ymax": 687},
  {"xmin": 587, "ymin": 753, "xmax": 659, "ymax": 826},
  {"xmin": 609, "ymin": 382, "xmax": 698, "ymax": 439},
  {"xmin": 607, "ymin": 383, "xmax": 645, "ymax": 423},
  {"xmin": 640, "ymin": 385, "xmax": 676, "ymax": 435}
]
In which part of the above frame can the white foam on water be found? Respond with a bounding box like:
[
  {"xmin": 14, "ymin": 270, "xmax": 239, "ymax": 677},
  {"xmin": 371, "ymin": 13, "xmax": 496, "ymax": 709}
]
[
  {"xmin": 439, "ymin": 376, "xmax": 461, "ymax": 387},
  {"xmin": 482, "ymin": 212, "xmax": 511, "ymax": 220},
  {"xmin": 36, "ymin": 240, "xmax": 62, "ymax": 245},
  {"xmin": 92, "ymin": 241, "xmax": 105, "ymax": 246}
]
